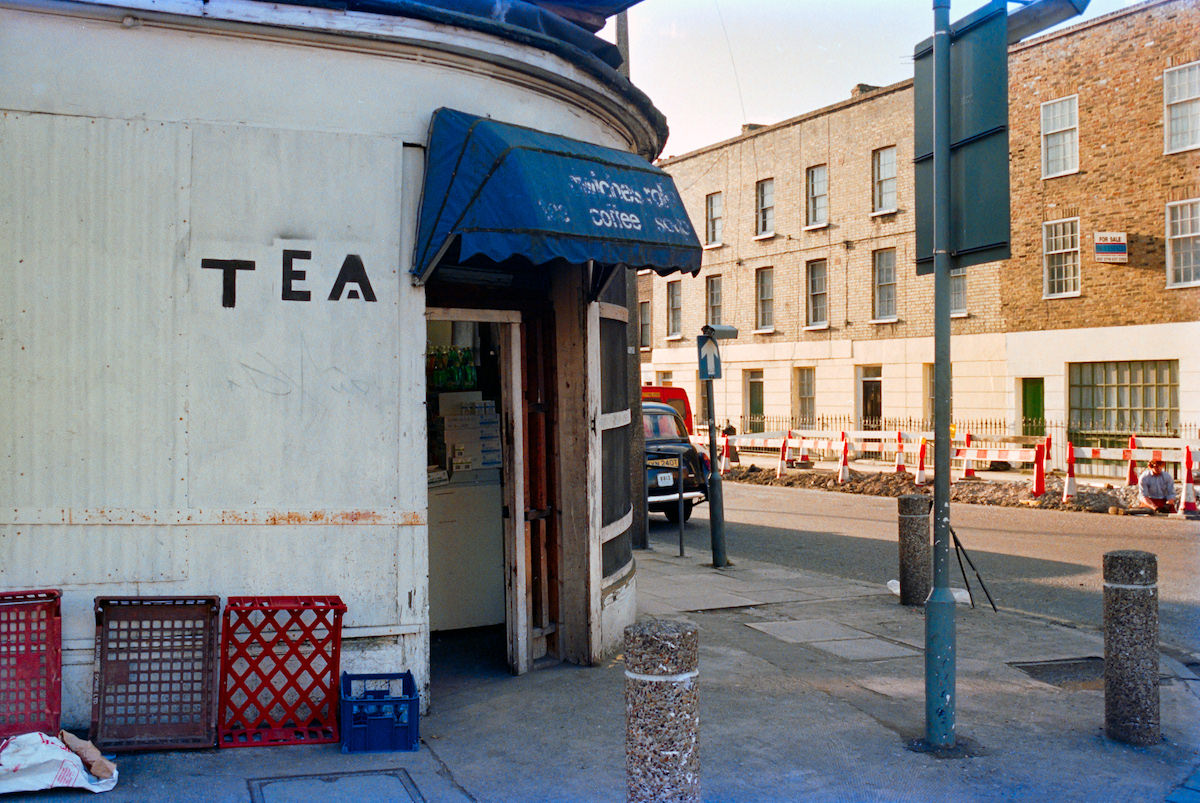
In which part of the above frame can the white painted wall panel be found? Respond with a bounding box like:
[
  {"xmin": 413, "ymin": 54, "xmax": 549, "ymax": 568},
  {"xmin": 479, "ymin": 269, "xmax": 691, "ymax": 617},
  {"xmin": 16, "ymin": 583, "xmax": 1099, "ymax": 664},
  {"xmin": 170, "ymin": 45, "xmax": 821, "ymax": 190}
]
[
  {"xmin": 0, "ymin": 112, "xmax": 188, "ymax": 508},
  {"xmin": 185, "ymin": 124, "xmax": 407, "ymax": 508},
  {"xmin": 0, "ymin": 526, "xmax": 187, "ymax": 588}
]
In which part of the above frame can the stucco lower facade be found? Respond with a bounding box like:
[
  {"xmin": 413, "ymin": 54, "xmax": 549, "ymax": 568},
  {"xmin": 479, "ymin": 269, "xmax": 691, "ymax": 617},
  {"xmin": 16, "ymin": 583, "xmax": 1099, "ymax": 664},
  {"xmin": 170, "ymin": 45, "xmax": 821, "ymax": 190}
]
[
  {"xmin": 644, "ymin": 333, "xmax": 1010, "ymax": 431},
  {"xmin": 1006, "ymin": 322, "xmax": 1200, "ymax": 433}
]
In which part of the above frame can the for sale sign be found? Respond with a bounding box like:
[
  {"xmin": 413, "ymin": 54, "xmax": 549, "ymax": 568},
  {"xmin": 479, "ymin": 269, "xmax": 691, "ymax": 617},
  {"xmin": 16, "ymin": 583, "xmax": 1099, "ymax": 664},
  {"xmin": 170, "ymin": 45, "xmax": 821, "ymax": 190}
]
[{"xmin": 1094, "ymin": 231, "xmax": 1127, "ymax": 263}]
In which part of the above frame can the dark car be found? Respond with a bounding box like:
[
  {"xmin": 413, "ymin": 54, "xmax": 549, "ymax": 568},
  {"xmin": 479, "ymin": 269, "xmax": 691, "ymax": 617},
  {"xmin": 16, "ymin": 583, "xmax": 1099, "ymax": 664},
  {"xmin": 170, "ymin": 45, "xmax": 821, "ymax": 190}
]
[{"xmin": 644, "ymin": 401, "xmax": 708, "ymax": 523}]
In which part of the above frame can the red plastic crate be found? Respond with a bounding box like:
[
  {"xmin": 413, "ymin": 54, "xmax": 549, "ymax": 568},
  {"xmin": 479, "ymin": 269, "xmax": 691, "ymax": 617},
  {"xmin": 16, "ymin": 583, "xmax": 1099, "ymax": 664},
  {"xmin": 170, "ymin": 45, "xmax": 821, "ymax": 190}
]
[
  {"xmin": 0, "ymin": 589, "xmax": 62, "ymax": 738},
  {"xmin": 90, "ymin": 597, "xmax": 221, "ymax": 751},
  {"xmin": 217, "ymin": 596, "xmax": 347, "ymax": 747}
]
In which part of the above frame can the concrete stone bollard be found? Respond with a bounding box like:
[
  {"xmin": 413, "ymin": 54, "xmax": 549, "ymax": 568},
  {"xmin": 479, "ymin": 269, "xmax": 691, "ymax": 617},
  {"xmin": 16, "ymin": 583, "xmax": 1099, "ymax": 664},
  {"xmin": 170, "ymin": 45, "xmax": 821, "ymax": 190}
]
[
  {"xmin": 1103, "ymin": 550, "xmax": 1160, "ymax": 746},
  {"xmin": 897, "ymin": 494, "xmax": 933, "ymax": 606},
  {"xmin": 625, "ymin": 619, "xmax": 699, "ymax": 803}
]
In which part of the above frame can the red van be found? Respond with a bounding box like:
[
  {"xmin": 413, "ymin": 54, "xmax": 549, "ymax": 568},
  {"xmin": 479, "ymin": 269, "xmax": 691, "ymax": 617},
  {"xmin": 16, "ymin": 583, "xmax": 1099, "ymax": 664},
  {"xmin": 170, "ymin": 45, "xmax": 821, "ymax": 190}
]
[{"xmin": 641, "ymin": 385, "xmax": 695, "ymax": 435}]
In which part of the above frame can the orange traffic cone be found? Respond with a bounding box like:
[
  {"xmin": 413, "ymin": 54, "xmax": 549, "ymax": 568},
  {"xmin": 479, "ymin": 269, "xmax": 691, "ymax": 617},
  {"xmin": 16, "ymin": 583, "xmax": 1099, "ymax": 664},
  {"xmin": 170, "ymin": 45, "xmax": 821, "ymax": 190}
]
[
  {"xmin": 1126, "ymin": 434, "xmax": 1138, "ymax": 485},
  {"xmin": 1183, "ymin": 445, "xmax": 1197, "ymax": 514},
  {"xmin": 837, "ymin": 435, "xmax": 850, "ymax": 484},
  {"xmin": 720, "ymin": 434, "xmax": 731, "ymax": 476},
  {"xmin": 915, "ymin": 438, "xmax": 927, "ymax": 486},
  {"xmin": 1031, "ymin": 443, "xmax": 1046, "ymax": 497},
  {"xmin": 1062, "ymin": 442, "xmax": 1077, "ymax": 503},
  {"xmin": 894, "ymin": 431, "xmax": 906, "ymax": 474},
  {"xmin": 963, "ymin": 431, "xmax": 976, "ymax": 479},
  {"xmin": 776, "ymin": 430, "xmax": 791, "ymax": 478}
]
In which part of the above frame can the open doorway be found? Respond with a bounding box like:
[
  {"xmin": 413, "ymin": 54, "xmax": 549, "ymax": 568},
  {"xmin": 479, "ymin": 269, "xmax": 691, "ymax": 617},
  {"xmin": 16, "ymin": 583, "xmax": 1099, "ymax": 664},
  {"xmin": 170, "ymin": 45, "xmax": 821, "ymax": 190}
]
[
  {"xmin": 425, "ymin": 304, "xmax": 560, "ymax": 691},
  {"xmin": 426, "ymin": 316, "xmax": 509, "ymax": 686},
  {"xmin": 860, "ymin": 365, "xmax": 882, "ymax": 458}
]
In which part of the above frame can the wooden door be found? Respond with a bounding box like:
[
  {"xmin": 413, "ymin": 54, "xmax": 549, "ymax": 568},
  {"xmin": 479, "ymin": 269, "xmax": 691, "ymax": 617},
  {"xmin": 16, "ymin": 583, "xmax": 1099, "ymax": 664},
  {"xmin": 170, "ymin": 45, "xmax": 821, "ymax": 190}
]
[{"xmin": 520, "ymin": 313, "xmax": 559, "ymax": 666}]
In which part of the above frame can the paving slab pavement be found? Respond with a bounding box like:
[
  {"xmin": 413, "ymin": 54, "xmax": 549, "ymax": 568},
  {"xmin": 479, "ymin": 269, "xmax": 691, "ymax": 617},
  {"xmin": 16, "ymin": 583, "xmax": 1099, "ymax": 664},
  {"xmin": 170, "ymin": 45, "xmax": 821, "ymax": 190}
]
[{"xmin": 5, "ymin": 545, "xmax": 1199, "ymax": 802}]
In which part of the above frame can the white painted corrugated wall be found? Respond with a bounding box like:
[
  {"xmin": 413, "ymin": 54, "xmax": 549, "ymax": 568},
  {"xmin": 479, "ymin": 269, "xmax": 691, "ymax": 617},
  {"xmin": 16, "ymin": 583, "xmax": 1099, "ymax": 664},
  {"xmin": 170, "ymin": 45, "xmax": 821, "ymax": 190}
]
[
  {"xmin": 1, "ymin": 114, "xmax": 188, "ymax": 510},
  {"xmin": 0, "ymin": 109, "xmax": 429, "ymax": 725},
  {"xmin": 0, "ymin": 0, "xmax": 657, "ymax": 724}
]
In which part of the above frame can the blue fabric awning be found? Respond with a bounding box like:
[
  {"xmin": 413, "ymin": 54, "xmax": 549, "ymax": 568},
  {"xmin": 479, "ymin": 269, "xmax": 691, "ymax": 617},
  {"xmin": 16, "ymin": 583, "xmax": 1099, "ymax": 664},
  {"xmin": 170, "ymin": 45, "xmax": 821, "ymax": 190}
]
[{"xmin": 412, "ymin": 108, "xmax": 701, "ymax": 285}]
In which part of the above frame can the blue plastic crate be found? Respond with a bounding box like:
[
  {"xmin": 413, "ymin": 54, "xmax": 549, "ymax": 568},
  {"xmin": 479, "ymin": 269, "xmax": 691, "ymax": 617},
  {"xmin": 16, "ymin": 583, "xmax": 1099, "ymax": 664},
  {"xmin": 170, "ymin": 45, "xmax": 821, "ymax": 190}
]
[{"xmin": 339, "ymin": 671, "xmax": 419, "ymax": 753}]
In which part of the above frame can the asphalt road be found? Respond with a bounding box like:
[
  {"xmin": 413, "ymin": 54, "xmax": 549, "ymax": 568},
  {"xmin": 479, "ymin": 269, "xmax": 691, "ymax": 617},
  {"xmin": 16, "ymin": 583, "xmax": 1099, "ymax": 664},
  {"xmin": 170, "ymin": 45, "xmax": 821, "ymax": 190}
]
[{"xmin": 646, "ymin": 480, "xmax": 1200, "ymax": 659}]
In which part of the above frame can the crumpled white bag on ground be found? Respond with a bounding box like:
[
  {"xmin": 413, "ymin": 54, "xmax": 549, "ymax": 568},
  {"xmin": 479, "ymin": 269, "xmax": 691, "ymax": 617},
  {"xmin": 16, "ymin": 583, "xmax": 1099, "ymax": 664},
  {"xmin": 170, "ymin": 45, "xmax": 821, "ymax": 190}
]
[{"xmin": 0, "ymin": 732, "xmax": 118, "ymax": 794}]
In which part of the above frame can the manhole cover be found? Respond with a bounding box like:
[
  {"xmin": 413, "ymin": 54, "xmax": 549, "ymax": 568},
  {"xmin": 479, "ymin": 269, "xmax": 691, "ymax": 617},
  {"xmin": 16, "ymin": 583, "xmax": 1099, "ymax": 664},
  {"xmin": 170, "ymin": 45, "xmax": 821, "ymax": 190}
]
[
  {"xmin": 1010, "ymin": 657, "xmax": 1105, "ymax": 690},
  {"xmin": 248, "ymin": 768, "xmax": 424, "ymax": 803}
]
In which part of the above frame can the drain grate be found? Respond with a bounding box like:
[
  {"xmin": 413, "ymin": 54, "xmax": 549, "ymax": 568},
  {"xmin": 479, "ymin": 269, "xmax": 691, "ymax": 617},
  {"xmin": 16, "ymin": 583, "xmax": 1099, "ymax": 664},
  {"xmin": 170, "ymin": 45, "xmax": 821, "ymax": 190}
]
[{"xmin": 247, "ymin": 768, "xmax": 424, "ymax": 803}]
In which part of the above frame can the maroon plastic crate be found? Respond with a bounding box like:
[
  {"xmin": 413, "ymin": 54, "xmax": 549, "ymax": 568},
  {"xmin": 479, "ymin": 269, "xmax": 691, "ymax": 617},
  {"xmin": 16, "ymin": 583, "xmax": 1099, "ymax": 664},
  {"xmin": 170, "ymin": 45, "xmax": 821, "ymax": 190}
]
[
  {"xmin": 0, "ymin": 589, "xmax": 62, "ymax": 738},
  {"xmin": 217, "ymin": 596, "xmax": 347, "ymax": 748},
  {"xmin": 90, "ymin": 596, "xmax": 221, "ymax": 751}
]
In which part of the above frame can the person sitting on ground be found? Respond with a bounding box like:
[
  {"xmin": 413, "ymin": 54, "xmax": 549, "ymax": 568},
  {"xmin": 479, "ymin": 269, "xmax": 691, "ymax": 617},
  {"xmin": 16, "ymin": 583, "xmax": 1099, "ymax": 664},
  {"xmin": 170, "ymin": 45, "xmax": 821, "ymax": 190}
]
[
  {"xmin": 1138, "ymin": 458, "xmax": 1177, "ymax": 513},
  {"xmin": 719, "ymin": 421, "xmax": 739, "ymax": 463}
]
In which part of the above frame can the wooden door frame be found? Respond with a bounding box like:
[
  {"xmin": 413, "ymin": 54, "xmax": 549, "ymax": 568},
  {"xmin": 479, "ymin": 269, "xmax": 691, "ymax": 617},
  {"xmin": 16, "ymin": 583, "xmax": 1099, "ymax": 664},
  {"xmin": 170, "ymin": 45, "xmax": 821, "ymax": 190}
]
[{"xmin": 426, "ymin": 307, "xmax": 528, "ymax": 674}]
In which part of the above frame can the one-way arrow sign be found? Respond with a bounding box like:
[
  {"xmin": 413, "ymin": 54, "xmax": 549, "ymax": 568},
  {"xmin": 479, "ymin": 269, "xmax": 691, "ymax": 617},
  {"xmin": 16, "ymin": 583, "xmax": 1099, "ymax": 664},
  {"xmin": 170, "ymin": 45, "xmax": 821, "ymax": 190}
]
[{"xmin": 698, "ymin": 335, "xmax": 721, "ymax": 380}]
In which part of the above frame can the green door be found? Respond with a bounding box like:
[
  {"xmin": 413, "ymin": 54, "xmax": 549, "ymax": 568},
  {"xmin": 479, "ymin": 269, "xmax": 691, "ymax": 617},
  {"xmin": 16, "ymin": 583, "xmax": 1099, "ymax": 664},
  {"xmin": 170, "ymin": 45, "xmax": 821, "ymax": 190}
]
[
  {"xmin": 1022, "ymin": 378, "xmax": 1044, "ymax": 436},
  {"xmin": 747, "ymin": 370, "xmax": 764, "ymax": 433}
]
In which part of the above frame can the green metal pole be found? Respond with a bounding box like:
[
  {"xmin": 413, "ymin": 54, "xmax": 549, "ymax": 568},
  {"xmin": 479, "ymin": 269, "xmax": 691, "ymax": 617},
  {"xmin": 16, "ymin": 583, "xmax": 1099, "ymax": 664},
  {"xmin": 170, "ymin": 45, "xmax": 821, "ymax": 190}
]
[
  {"xmin": 926, "ymin": 0, "xmax": 957, "ymax": 749},
  {"xmin": 705, "ymin": 378, "xmax": 728, "ymax": 568}
]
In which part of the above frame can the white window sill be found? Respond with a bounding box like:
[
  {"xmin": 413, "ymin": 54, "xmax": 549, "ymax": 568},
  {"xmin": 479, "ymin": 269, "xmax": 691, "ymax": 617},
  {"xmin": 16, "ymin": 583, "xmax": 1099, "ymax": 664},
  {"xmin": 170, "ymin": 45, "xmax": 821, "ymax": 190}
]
[
  {"xmin": 869, "ymin": 317, "xmax": 898, "ymax": 325},
  {"xmin": 1165, "ymin": 142, "xmax": 1200, "ymax": 156},
  {"xmin": 665, "ymin": 334, "xmax": 684, "ymax": 341},
  {"xmin": 636, "ymin": 268, "xmax": 652, "ymax": 275},
  {"xmin": 951, "ymin": 311, "xmax": 969, "ymax": 318},
  {"xmin": 1042, "ymin": 291, "xmax": 1081, "ymax": 300},
  {"xmin": 870, "ymin": 209, "xmax": 898, "ymax": 218},
  {"xmin": 702, "ymin": 241, "xmax": 724, "ymax": 250},
  {"xmin": 640, "ymin": 346, "xmax": 652, "ymax": 352},
  {"xmin": 752, "ymin": 232, "xmax": 776, "ymax": 241},
  {"xmin": 1041, "ymin": 168, "xmax": 1079, "ymax": 180},
  {"xmin": 803, "ymin": 323, "xmax": 829, "ymax": 331},
  {"xmin": 752, "ymin": 327, "xmax": 776, "ymax": 335},
  {"xmin": 803, "ymin": 222, "xmax": 829, "ymax": 231},
  {"xmin": 1167, "ymin": 280, "xmax": 1200, "ymax": 290}
]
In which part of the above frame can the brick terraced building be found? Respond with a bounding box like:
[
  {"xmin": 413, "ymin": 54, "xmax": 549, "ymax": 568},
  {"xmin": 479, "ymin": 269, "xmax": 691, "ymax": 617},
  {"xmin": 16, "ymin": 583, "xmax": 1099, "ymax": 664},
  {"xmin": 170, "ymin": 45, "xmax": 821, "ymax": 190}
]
[{"xmin": 641, "ymin": 0, "xmax": 1198, "ymax": 450}]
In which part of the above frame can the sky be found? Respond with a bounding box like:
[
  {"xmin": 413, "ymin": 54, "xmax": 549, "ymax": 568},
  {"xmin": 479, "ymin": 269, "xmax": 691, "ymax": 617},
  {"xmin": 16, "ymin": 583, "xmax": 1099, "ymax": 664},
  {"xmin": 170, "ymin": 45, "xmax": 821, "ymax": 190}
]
[{"xmin": 600, "ymin": 0, "xmax": 1146, "ymax": 158}]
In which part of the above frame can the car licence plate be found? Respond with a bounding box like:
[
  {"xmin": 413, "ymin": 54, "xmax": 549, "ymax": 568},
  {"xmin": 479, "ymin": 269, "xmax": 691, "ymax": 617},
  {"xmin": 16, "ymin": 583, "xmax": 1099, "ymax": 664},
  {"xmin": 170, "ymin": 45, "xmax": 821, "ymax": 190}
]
[
  {"xmin": 657, "ymin": 472, "xmax": 674, "ymax": 487},
  {"xmin": 647, "ymin": 457, "xmax": 679, "ymax": 468}
]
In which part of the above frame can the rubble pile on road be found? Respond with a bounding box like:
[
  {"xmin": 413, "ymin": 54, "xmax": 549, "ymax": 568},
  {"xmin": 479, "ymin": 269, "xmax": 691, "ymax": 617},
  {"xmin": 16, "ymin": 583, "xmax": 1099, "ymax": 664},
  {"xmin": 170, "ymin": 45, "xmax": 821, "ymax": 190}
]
[{"xmin": 725, "ymin": 465, "xmax": 1143, "ymax": 514}]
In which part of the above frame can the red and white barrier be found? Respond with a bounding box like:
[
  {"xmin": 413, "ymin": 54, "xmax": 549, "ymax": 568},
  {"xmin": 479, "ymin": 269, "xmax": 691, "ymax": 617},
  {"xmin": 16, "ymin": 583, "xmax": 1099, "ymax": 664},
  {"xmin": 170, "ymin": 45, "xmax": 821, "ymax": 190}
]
[
  {"xmin": 962, "ymin": 432, "xmax": 976, "ymax": 479},
  {"xmin": 1062, "ymin": 442, "xmax": 1077, "ymax": 503},
  {"xmin": 953, "ymin": 444, "xmax": 1044, "ymax": 496},
  {"xmin": 915, "ymin": 438, "xmax": 927, "ymax": 486},
  {"xmin": 1182, "ymin": 446, "xmax": 1197, "ymax": 514}
]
